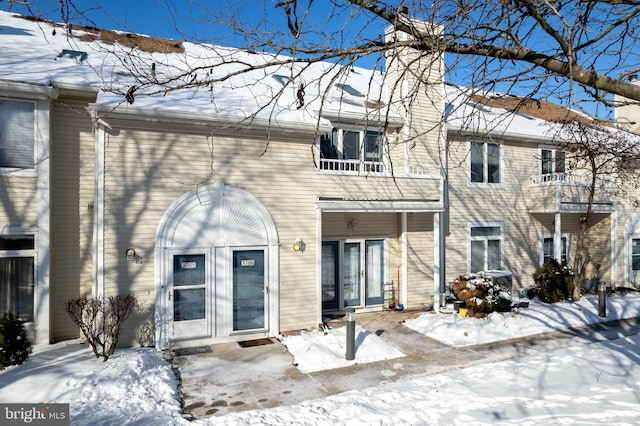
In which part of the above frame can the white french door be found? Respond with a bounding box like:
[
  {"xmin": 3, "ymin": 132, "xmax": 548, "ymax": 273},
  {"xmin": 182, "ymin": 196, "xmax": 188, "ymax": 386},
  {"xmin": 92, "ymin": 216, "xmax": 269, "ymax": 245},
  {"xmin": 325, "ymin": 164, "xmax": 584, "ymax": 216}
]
[{"xmin": 323, "ymin": 239, "xmax": 385, "ymax": 311}]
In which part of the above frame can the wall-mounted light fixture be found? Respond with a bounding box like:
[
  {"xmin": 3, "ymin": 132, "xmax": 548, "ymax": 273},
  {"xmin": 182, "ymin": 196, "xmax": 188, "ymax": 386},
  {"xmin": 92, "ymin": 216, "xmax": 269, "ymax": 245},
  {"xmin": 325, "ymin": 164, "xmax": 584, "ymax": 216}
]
[
  {"xmin": 348, "ymin": 219, "xmax": 358, "ymax": 232},
  {"xmin": 292, "ymin": 238, "xmax": 306, "ymax": 253},
  {"xmin": 126, "ymin": 247, "xmax": 137, "ymax": 262}
]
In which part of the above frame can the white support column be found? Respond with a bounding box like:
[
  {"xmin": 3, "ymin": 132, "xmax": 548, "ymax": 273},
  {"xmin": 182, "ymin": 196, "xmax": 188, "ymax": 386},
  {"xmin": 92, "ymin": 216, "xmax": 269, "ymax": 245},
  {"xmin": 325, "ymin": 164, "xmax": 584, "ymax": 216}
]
[
  {"xmin": 555, "ymin": 212, "xmax": 562, "ymax": 263},
  {"xmin": 434, "ymin": 212, "xmax": 443, "ymax": 309},
  {"xmin": 401, "ymin": 212, "xmax": 408, "ymax": 308},
  {"xmin": 611, "ymin": 209, "xmax": 617, "ymax": 286},
  {"xmin": 316, "ymin": 206, "xmax": 323, "ymax": 325}
]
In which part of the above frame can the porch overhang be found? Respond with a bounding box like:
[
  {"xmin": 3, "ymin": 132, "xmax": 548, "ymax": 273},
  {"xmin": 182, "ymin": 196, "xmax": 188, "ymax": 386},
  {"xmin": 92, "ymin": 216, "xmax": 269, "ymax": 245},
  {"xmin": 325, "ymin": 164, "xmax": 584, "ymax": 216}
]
[{"xmin": 317, "ymin": 197, "xmax": 444, "ymax": 212}]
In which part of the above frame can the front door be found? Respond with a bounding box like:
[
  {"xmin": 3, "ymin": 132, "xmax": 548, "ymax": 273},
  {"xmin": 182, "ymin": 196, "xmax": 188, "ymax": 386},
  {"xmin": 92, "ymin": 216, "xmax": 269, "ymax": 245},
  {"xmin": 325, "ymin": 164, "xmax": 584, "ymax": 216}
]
[
  {"xmin": 322, "ymin": 239, "xmax": 385, "ymax": 312},
  {"xmin": 233, "ymin": 249, "xmax": 267, "ymax": 332},
  {"xmin": 170, "ymin": 251, "xmax": 209, "ymax": 340}
]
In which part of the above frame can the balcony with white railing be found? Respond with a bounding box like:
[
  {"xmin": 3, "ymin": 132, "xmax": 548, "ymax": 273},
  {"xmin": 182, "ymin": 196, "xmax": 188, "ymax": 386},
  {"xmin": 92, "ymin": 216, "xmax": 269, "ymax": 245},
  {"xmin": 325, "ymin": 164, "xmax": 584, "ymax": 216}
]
[
  {"xmin": 528, "ymin": 172, "xmax": 615, "ymax": 213},
  {"xmin": 530, "ymin": 172, "xmax": 615, "ymax": 187},
  {"xmin": 319, "ymin": 158, "xmax": 386, "ymax": 175},
  {"xmin": 318, "ymin": 159, "xmax": 442, "ymax": 179}
]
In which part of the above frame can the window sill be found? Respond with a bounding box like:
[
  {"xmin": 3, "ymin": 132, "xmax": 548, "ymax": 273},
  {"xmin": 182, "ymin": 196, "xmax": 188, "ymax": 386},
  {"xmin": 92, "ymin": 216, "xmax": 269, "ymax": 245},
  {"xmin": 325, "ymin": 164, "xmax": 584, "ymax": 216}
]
[{"xmin": 0, "ymin": 168, "xmax": 37, "ymax": 177}]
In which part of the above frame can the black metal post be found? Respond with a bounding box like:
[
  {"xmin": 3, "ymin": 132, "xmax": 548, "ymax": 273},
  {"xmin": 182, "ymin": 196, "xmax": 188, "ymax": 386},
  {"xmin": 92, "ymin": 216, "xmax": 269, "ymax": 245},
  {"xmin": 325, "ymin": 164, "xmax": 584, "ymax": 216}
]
[
  {"xmin": 345, "ymin": 307, "xmax": 355, "ymax": 360},
  {"xmin": 598, "ymin": 282, "xmax": 607, "ymax": 318}
]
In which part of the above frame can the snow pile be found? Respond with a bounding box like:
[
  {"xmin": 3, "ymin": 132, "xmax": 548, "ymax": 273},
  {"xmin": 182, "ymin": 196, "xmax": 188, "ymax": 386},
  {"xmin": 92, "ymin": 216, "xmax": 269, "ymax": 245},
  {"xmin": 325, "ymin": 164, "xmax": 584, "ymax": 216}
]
[
  {"xmin": 405, "ymin": 292, "xmax": 640, "ymax": 347},
  {"xmin": 0, "ymin": 344, "xmax": 185, "ymax": 425},
  {"xmin": 280, "ymin": 325, "xmax": 404, "ymax": 373}
]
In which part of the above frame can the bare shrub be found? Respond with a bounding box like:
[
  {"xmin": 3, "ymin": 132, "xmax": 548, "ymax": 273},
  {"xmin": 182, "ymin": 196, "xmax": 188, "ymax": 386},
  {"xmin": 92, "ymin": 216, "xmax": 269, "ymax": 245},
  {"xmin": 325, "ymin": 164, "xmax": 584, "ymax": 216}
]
[{"xmin": 64, "ymin": 294, "xmax": 137, "ymax": 361}]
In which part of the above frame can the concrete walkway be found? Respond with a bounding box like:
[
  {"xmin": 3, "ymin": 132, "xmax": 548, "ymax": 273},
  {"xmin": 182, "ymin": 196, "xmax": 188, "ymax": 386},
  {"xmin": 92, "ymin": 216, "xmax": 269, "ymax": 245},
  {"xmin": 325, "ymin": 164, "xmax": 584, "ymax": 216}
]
[{"xmin": 170, "ymin": 311, "xmax": 640, "ymax": 420}]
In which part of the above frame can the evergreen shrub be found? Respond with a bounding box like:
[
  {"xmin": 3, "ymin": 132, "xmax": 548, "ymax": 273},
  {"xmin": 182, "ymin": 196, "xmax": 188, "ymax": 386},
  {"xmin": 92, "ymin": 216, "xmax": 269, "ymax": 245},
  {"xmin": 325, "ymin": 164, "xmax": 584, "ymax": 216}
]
[
  {"xmin": 0, "ymin": 312, "xmax": 32, "ymax": 370},
  {"xmin": 532, "ymin": 259, "xmax": 574, "ymax": 303}
]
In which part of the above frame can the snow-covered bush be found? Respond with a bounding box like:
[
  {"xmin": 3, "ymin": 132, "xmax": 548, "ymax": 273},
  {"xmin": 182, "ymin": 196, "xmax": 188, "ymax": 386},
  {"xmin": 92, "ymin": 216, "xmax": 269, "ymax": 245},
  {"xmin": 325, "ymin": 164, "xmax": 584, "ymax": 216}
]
[
  {"xmin": 452, "ymin": 274, "xmax": 512, "ymax": 318},
  {"xmin": 532, "ymin": 259, "xmax": 574, "ymax": 303},
  {"xmin": 0, "ymin": 311, "xmax": 32, "ymax": 370}
]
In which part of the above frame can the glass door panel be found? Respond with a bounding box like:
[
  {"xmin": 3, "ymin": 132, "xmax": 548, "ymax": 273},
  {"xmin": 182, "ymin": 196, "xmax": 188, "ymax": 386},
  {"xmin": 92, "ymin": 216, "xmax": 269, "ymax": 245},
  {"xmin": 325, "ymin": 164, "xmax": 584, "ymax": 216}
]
[
  {"xmin": 233, "ymin": 250, "xmax": 266, "ymax": 331},
  {"xmin": 343, "ymin": 242, "xmax": 361, "ymax": 307},
  {"xmin": 322, "ymin": 241, "xmax": 339, "ymax": 312},
  {"xmin": 173, "ymin": 254, "xmax": 205, "ymax": 321},
  {"xmin": 365, "ymin": 240, "xmax": 384, "ymax": 305},
  {"xmin": 171, "ymin": 253, "xmax": 208, "ymax": 340}
]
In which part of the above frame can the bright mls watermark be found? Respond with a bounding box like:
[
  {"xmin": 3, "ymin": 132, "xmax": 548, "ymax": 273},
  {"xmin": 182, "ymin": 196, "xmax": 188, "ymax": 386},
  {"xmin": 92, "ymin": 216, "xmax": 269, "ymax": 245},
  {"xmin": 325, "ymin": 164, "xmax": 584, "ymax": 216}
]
[{"xmin": 1, "ymin": 404, "xmax": 69, "ymax": 425}]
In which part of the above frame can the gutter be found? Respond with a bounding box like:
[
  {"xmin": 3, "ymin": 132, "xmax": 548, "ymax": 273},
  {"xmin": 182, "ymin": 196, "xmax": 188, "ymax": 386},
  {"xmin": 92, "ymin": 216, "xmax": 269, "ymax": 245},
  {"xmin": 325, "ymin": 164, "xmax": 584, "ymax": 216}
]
[
  {"xmin": 89, "ymin": 103, "xmax": 333, "ymax": 135},
  {"xmin": 446, "ymin": 125, "xmax": 558, "ymax": 144}
]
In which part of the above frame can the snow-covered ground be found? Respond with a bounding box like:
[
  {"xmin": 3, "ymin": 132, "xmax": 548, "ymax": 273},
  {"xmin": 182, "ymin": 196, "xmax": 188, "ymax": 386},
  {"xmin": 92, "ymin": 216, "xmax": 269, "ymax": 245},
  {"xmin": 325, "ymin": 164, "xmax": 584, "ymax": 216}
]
[{"xmin": 1, "ymin": 293, "xmax": 639, "ymax": 425}]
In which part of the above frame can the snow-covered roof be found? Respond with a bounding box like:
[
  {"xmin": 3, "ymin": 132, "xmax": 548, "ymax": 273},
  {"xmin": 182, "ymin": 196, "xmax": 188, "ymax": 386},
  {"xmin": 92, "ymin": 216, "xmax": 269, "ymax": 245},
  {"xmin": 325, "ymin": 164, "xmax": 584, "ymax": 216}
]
[
  {"xmin": 0, "ymin": 11, "xmax": 389, "ymax": 128},
  {"xmin": 1, "ymin": 11, "xmax": 628, "ymax": 143},
  {"xmin": 444, "ymin": 84, "xmax": 635, "ymax": 144},
  {"xmin": 445, "ymin": 85, "xmax": 566, "ymax": 141}
]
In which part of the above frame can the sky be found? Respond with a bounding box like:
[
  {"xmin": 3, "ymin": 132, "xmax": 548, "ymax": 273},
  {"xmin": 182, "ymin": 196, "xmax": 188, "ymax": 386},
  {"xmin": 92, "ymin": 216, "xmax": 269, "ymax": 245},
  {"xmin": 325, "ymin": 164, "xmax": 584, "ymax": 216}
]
[{"xmin": 1, "ymin": 292, "xmax": 639, "ymax": 424}]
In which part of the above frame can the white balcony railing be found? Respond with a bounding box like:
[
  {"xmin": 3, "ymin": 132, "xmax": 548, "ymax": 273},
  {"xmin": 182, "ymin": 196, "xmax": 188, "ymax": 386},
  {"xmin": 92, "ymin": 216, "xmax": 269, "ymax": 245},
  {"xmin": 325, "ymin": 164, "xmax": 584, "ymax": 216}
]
[
  {"xmin": 318, "ymin": 159, "xmax": 442, "ymax": 179},
  {"xmin": 530, "ymin": 172, "xmax": 614, "ymax": 187},
  {"xmin": 319, "ymin": 158, "xmax": 385, "ymax": 174}
]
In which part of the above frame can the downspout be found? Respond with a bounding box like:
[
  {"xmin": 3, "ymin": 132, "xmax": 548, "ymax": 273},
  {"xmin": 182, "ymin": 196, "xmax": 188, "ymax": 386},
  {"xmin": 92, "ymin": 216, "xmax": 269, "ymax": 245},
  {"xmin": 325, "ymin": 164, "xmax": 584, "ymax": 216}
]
[
  {"xmin": 92, "ymin": 115, "xmax": 106, "ymax": 304},
  {"xmin": 35, "ymin": 100, "xmax": 51, "ymax": 345}
]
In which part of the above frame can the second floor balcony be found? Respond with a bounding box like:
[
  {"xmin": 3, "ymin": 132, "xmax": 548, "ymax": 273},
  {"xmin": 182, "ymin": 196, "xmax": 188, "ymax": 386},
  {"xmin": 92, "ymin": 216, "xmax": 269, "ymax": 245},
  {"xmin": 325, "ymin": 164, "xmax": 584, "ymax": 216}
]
[{"xmin": 528, "ymin": 172, "xmax": 615, "ymax": 213}]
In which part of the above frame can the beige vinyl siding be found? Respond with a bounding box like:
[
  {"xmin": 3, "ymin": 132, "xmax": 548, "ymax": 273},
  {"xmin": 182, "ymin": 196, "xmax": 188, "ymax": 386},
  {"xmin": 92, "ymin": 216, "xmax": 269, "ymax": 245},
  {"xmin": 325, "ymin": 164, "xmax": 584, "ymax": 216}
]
[
  {"xmin": 50, "ymin": 98, "xmax": 96, "ymax": 340},
  {"xmin": 615, "ymin": 88, "xmax": 640, "ymax": 135},
  {"xmin": 0, "ymin": 177, "xmax": 38, "ymax": 226},
  {"xmin": 384, "ymin": 25, "xmax": 445, "ymax": 170},
  {"xmin": 406, "ymin": 212, "xmax": 434, "ymax": 307},
  {"xmin": 99, "ymin": 126, "xmax": 321, "ymax": 342},
  {"xmin": 446, "ymin": 134, "xmax": 543, "ymax": 289}
]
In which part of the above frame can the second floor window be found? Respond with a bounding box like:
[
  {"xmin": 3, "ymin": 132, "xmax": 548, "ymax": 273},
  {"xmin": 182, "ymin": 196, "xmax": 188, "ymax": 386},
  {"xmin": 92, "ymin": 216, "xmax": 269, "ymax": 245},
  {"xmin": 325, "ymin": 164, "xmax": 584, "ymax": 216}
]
[
  {"xmin": 0, "ymin": 100, "xmax": 35, "ymax": 170},
  {"xmin": 320, "ymin": 128, "xmax": 384, "ymax": 173},
  {"xmin": 541, "ymin": 148, "xmax": 566, "ymax": 178},
  {"xmin": 470, "ymin": 140, "xmax": 501, "ymax": 184}
]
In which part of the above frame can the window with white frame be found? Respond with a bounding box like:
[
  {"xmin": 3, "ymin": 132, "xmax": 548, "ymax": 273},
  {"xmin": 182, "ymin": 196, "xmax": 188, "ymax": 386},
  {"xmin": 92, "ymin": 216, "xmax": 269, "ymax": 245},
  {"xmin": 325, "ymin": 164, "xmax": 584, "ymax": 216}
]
[
  {"xmin": 469, "ymin": 224, "xmax": 502, "ymax": 272},
  {"xmin": 470, "ymin": 140, "xmax": 501, "ymax": 184},
  {"xmin": 542, "ymin": 234, "xmax": 569, "ymax": 265},
  {"xmin": 0, "ymin": 100, "xmax": 35, "ymax": 170},
  {"xmin": 631, "ymin": 238, "xmax": 640, "ymax": 272},
  {"xmin": 0, "ymin": 234, "xmax": 35, "ymax": 322},
  {"xmin": 319, "ymin": 127, "xmax": 385, "ymax": 173},
  {"xmin": 540, "ymin": 147, "xmax": 566, "ymax": 181}
]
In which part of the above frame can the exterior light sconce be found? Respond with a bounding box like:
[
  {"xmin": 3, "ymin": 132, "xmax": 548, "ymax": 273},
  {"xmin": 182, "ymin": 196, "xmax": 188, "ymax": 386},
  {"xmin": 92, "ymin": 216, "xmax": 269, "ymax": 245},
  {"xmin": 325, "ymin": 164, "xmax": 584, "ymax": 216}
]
[
  {"xmin": 348, "ymin": 219, "xmax": 358, "ymax": 232},
  {"xmin": 126, "ymin": 247, "xmax": 137, "ymax": 263},
  {"xmin": 292, "ymin": 239, "xmax": 306, "ymax": 253}
]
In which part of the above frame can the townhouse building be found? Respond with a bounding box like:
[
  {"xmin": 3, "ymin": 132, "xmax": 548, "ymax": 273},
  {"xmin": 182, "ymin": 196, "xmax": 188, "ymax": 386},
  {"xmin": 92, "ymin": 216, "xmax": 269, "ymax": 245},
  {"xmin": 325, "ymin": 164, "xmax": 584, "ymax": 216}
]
[{"xmin": 1, "ymin": 11, "xmax": 637, "ymax": 349}]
